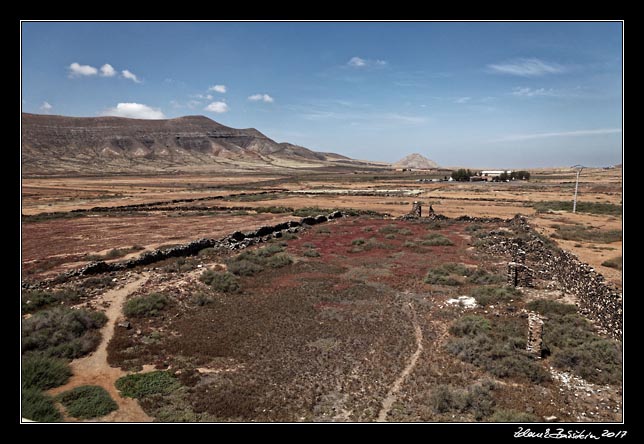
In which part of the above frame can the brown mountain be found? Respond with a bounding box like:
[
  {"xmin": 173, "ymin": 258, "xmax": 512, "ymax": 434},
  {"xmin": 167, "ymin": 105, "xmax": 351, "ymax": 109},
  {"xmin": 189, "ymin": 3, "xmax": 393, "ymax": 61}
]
[
  {"xmin": 392, "ymin": 153, "xmax": 440, "ymax": 170},
  {"xmin": 21, "ymin": 113, "xmax": 362, "ymax": 175}
]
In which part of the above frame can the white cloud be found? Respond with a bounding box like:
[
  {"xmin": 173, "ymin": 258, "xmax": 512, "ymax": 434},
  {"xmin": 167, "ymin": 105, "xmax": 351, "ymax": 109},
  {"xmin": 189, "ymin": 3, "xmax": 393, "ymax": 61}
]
[
  {"xmin": 68, "ymin": 62, "xmax": 98, "ymax": 77},
  {"xmin": 101, "ymin": 102, "xmax": 165, "ymax": 119},
  {"xmin": 347, "ymin": 56, "xmax": 387, "ymax": 68},
  {"xmin": 512, "ymin": 87, "xmax": 556, "ymax": 97},
  {"xmin": 39, "ymin": 101, "xmax": 53, "ymax": 112},
  {"xmin": 204, "ymin": 101, "xmax": 229, "ymax": 113},
  {"xmin": 348, "ymin": 56, "xmax": 366, "ymax": 67},
  {"xmin": 493, "ymin": 128, "xmax": 622, "ymax": 142},
  {"xmin": 455, "ymin": 97, "xmax": 471, "ymax": 104},
  {"xmin": 209, "ymin": 84, "xmax": 227, "ymax": 93},
  {"xmin": 248, "ymin": 94, "xmax": 274, "ymax": 103},
  {"xmin": 121, "ymin": 69, "xmax": 141, "ymax": 83},
  {"xmin": 191, "ymin": 94, "xmax": 213, "ymax": 100},
  {"xmin": 487, "ymin": 58, "xmax": 565, "ymax": 77},
  {"xmin": 99, "ymin": 63, "xmax": 116, "ymax": 77}
]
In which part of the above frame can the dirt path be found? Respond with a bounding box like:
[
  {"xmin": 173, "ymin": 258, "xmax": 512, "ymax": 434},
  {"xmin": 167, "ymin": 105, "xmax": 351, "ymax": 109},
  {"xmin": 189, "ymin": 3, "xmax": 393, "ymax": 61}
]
[
  {"xmin": 49, "ymin": 274, "xmax": 152, "ymax": 422},
  {"xmin": 376, "ymin": 301, "xmax": 423, "ymax": 422}
]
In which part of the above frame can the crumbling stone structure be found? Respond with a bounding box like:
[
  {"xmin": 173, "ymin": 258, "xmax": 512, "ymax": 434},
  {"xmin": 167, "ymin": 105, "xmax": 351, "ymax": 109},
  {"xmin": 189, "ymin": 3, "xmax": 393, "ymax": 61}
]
[
  {"xmin": 485, "ymin": 215, "xmax": 622, "ymax": 340},
  {"xmin": 526, "ymin": 312, "xmax": 545, "ymax": 358},
  {"xmin": 399, "ymin": 201, "xmax": 422, "ymax": 219},
  {"xmin": 507, "ymin": 262, "xmax": 534, "ymax": 287}
]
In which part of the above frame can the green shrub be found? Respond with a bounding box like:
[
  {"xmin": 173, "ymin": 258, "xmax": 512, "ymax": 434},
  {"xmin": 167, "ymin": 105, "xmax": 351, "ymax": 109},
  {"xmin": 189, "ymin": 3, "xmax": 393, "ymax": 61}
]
[
  {"xmin": 22, "ymin": 307, "xmax": 107, "ymax": 359},
  {"xmin": 57, "ymin": 386, "xmax": 117, "ymax": 419},
  {"xmin": 379, "ymin": 224, "xmax": 399, "ymax": 234},
  {"xmin": 265, "ymin": 253, "xmax": 293, "ymax": 268},
  {"xmin": 123, "ymin": 293, "xmax": 169, "ymax": 317},
  {"xmin": 403, "ymin": 241, "xmax": 418, "ymax": 248},
  {"xmin": 398, "ymin": 228, "xmax": 413, "ymax": 236},
  {"xmin": 424, "ymin": 263, "xmax": 471, "ymax": 286},
  {"xmin": 116, "ymin": 371, "xmax": 181, "ymax": 399},
  {"xmin": 80, "ymin": 276, "xmax": 115, "ymax": 289},
  {"xmin": 543, "ymin": 312, "xmax": 622, "ymax": 385},
  {"xmin": 430, "ymin": 382, "xmax": 496, "ymax": 420},
  {"xmin": 385, "ymin": 234, "xmax": 396, "ymax": 240},
  {"xmin": 532, "ymin": 201, "xmax": 621, "ymax": 216},
  {"xmin": 22, "ymin": 355, "xmax": 71, "ymax": 390},
  {"xmin": 22, "ymin": 289, "xmax": 82, "ymax": 314},
  {"xmin": 467, "ymin": 269, "xmax": 506, "ymax": 285},
  {"xmin": 489, "ymin": 409, "xmax": 539, "ymax": 422},
  {"xmin": 352, "ymin": 238, "xmax": 366, "ymax": 246},
  {"xmin": 255, "ymin": 206, "xmax": 293, "ymax": 214},
  {"xmin": 190, "ymin": 292, "xmax": 214, "ymax": 306},
  {"xmin": 200, "ymin": 270, "xmax": 240, "ymax": 293},
  {"xmin": 421, "ymin": 233, "xmax": 454, "ymax": 246},
  {"xmin": 602, "ymin": 256, "xmax": 622, "ymax": 270},
  {"xmin": 526, "ymin": 300, "xmax": 577, "ymax": 316},
  {"xmin": 551, "ymin": 225, "xmax": 622, "ymax": 243},
  {"xmin": 471, "ymin": 286, "xmax": 522, "ymax": 306},
  {"xmin": 226, "ymin": 259, "xmax": 264, "ymax": 276},
  {"xmin": 303, "ymin": 249, "xmax": 320, "ymax": 257},
  {"xmin": 465, "ymin": 224, "xmax": 482, "ymax": 233},
  {"xmin": 256, "ymin": 244, "xmax": 284, "ymax": 257},
  {"xmin": 22, "ymin": 387, "xmax": 62, "ymax": 422},
  {"xmin": 449, "ymin": 315, "xmax": 491, "ymax": 337},
  {"xmin": 197, "ymin": 247, "xmax": 218, "ymax": 257},
  {"xmin": 446, "ymin": 318, "xmax": 549, "ymax": 383}
]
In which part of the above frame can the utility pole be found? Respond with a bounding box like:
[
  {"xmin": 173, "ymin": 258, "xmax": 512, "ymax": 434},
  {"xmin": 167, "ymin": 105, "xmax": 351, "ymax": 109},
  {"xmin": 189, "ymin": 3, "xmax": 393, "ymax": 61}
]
[{"xmin": 571, "ymin": 165, "xmax": 584, "ymax": 213}]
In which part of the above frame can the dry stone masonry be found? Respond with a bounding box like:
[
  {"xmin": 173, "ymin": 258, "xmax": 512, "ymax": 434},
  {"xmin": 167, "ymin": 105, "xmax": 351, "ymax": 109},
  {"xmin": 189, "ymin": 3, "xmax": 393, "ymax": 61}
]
[
  {"xmin": 507, "ymin": 262, "xmax": 534, "ymax": 287},
  {"xmin": 485, "ymin": 215, "xmax": 622, "ymax": 340},
  {"xmin": 526, "ymin": 312, "xmax": 545, "ymax": 357},
  {"xmin": 23, "ymin": 210, "xmax": 345, "ymax": 289}
]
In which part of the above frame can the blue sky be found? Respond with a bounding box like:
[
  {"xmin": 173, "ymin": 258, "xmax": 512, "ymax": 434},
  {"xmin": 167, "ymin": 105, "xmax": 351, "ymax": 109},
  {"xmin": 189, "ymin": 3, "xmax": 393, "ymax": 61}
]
[{"xmin": 21, "ymin": 21, "xmax": 622, "ymax": 168}]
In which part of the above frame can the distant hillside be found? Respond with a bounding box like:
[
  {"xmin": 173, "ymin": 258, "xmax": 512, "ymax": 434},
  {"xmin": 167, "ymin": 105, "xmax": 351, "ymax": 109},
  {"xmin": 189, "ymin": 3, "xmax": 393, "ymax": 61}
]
[
  {"xmin": 21, "ymin": 113, "xmax": 370, "ymax": 175},
  {"xmin": 393, "ymin": 153, "xmax": 440, "ymax": 169}
]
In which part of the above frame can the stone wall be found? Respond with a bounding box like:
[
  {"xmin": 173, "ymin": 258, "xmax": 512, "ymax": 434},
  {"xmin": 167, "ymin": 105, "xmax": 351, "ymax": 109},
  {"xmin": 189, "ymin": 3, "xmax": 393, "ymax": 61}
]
[
  {"xmin": 23, "ymin": 210, "xmax": 344, "ymax": 289},
  {"xmin": 526, "ymin": 312, "xmax": 545, "ymax": 357},
  {"xmin": 488, "ymin": 215, "xmax": 622, "ymax": 340}
]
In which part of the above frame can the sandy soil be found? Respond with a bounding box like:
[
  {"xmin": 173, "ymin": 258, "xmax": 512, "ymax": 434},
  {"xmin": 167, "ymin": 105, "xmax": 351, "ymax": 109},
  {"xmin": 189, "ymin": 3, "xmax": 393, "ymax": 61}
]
[{"xmin": 48, "ymin": 275, "xmax": 152, "ymax": 422}]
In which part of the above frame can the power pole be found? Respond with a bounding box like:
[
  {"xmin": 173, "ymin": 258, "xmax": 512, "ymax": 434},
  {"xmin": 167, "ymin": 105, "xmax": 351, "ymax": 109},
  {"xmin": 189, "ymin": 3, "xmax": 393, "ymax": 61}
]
[{"xmin": 571, "ymin": 165, "xmax": 584, "ymax": 213}]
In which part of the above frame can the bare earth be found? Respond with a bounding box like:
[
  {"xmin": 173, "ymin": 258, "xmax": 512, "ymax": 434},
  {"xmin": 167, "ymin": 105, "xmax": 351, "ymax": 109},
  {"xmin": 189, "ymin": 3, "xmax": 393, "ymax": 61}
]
[{"xmin": 48, "ymin": 276, "xmax": 152, "ymax": 422}]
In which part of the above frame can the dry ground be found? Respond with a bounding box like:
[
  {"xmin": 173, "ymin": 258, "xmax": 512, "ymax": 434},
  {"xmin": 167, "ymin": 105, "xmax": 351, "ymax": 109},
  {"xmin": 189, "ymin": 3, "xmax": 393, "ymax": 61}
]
[{"xmin": 22, "ymin": 167, "xmax": 622, "ymax": 286}]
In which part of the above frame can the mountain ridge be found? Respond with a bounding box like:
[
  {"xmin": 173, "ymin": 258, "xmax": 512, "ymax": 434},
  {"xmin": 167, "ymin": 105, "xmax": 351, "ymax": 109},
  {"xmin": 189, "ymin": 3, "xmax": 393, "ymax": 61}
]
[{"xmin": 21, "ymin": 113, "xmax": 365, "ymax": 175}]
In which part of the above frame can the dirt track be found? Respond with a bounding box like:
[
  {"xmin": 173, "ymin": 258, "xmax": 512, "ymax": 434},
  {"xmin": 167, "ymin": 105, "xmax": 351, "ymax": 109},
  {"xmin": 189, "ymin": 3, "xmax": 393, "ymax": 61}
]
[
  {"xmin": 376, "ymin": 300, "xmax": 423, "ymax": 422},
  {"xmin": 48, "ymin": 275, "xmax": 151, "ymax": 422}
]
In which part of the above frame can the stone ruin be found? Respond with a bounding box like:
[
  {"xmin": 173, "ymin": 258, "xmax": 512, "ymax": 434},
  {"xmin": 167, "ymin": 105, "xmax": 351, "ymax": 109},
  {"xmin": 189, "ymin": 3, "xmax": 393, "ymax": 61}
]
[
  {"xmin": 399, "ymin": 201, "xmax": 422, "ymax": 219},
  {"xmin": 526, "ymin": 312, "xmax": 545, "ymax": 358},
  {"xmin": 507, "ymin": 262, "xmax": 534, "ymax": 287},
  {"xmin": 486, "ymin": 215, "xmax": 622, "ymax": 340}
]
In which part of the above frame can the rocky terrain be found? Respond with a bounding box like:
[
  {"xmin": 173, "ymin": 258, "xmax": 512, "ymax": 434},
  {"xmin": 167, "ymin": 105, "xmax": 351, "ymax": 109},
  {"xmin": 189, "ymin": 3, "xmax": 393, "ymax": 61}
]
[{"xmin": 21, "ymin": 113, "xmax": 375, "ymax": 176}]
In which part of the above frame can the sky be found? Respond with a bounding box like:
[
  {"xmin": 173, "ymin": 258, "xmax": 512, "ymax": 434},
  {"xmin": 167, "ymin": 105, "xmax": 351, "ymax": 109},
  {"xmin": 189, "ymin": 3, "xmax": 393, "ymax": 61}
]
[{"xmin": 21, "ymin": 21, "xmax": 622, "ymax": 168}]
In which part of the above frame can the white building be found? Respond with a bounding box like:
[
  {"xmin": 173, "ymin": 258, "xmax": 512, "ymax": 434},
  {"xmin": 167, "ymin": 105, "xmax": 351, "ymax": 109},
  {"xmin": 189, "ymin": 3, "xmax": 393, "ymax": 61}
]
[{"xmin": 481, "ymin": 170, "xmax": 512, "ymax": 178}]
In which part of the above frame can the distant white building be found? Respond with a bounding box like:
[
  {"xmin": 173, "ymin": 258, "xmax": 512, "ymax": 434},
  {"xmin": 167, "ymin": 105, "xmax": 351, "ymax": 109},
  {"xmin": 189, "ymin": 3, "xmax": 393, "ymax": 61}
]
[{"xmin": 481, "ymin": 170, "xmax": 512, "ymax": 178}]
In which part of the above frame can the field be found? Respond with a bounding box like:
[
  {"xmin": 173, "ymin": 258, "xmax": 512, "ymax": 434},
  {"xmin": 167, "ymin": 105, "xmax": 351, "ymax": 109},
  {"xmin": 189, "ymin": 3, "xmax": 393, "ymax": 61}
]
[{"xmin": 21, "ymin": 166, "xmax": 622, "ymax": 422}]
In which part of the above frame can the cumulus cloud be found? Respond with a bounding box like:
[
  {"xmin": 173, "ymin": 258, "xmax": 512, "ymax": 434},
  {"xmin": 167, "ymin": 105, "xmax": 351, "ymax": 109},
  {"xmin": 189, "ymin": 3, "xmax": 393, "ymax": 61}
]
[
  {"xmin": 248, "ymin": 94, "xmax": 274, "ymax": 103},
  {"xmin": 455, "ymin": 97, "xmax": 471, "ymax": 104},
  {"xmin": 39, "ymin": 101, "xmax": 53, "ymax": 112},
  {"xmin": 68, "ymin": 62, "xmax": 98, "ymax": 77},
  {"xmin": 347, "ymin": 56, "xmax": 387, "ymax": 68},
  {"xmin": 99, "ymin": 63, "xmax": 116, "ymax": 77},
  {"xmin": 487, "ymin": 58, "xmax": 565, "ymax": 77},
  {"xmin": 121, "ymin": 69, "xmax": 141, "ymax": 83},
  {"xmin": 204, "ymin": 101, "xmax": 229, "ymax": 113},
  {"xmin": 348, "ymin": 56, "xmax": 366, "ymax": 67},
  {"xmin": 101, "ymin": 102, "xmax": 165, "ymax": 119},
  {"xmin": 209, "ymin": 84, "xmax": 227, "ymax": 93}
]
